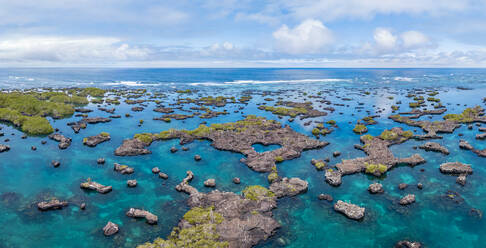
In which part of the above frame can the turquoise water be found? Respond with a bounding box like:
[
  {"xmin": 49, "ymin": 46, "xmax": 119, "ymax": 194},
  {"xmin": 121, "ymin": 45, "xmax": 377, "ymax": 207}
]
[{"xmin": 0, "ymin": 68, "xmax": 485, "ymax": 247}]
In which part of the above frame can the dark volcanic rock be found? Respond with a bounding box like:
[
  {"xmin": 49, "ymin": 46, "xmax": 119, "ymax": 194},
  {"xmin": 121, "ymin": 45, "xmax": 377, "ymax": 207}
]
[
  {"xmin": 127, "ymin": 180, "xmax": 137, "ymax": 187},
  {"xmin": 399, "ymin": 194, "xmax": 416, "ymax": 205},
  {"xmin": 115, "ymin": 116, "xmax": 327, "ymax": 172},
  {"xmin": 51, "ymin": 160, "xmax": 60, "ymax": 167},
  {"xmin": 394, "ymin": 240, "xmax": 422, "ymax": 248},
  {"xmin": 269, "ymin": 177, "xmax": 308, "ymax": 197},
  {"xmin": 114, "ymin": 139, "xmax": 151, "ymax": 156},
  {"xmin": 83, "ymin": 133, "xmax": 110, "ymax": 147},
  {"xmin": 75, "ymin": 108, "xmax": 92, "ymax": 113},
  {"xmin": 82, "ymin": 117, "xmax": 111, "ymax": 124},
  {"xmin": 194, "ymin": 154, "xmax": 201, "ymax": 161},
  {"xmin": 439, "ymin": 162, "xmax": 473, "ymax": 174},
  {"xmin": 97, "ymin": 158, "xmax": 105, "ymax": 164},
  {"xmin": 103, "ymin": 221, "xmax": 119, "ymax": 236},
  {"xmin": 114, "ymin": 163, "xmax": 134, "ymax": 174},
  {"xmin": 318, "ymin": 194, "xmax": 333, "ymax": 201},
  {"xmin": 37, "ymin": 198, "xmax": 68, "ymax": 211},
  {"xmin": 160, "ymin": 171, "xmax": 309, "ymax": 248},
  {"xmin": 48, "ymin": 133, "xmax": 72, "ymax": 149},
  {"xmin": 80, "ymin": 179, "xmax": 112, "ymax": 194},
  {"xmin": 334, "ymin": 200, "xmax": 365, "ymax": 220},
  {"xmin": 419, "ymin": 142, "xmax": 449, "ymax": 155},
  {"xmin": 368, "ymin": 183, "xmax": 384, "ymax": 194},
  {"xmin": 327, "ymin": 128, "xmax": 425, "ymax": 186},
  {"xmin": 126, "ymin": 208, "xmax": 158, "ymax": 224},
  {"xmin": 0, "ymin": 144, "xmax": 10, "ymax": 153}
]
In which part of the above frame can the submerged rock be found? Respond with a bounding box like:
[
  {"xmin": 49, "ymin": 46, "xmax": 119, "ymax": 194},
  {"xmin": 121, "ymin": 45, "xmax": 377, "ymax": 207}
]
[
  {"xmin": 334, "ymin": 200, "xmax": 365, "ymax": 220},
  {"xmin": 318, "ymin": 194, "xmax": 333, "ymax": 202},
  {"xmin": 194, "ymin": 154, "xmax": 201, "ymax": 161},
  {"xmin": 399, "ymin": 194, "xmax": 416, "ymax": 205},
  {"xmin": 37, "ymin": 198, "xmax": 68, "ymax": 211},
  {"xmin": 102, "ymin": 221, "xmax": 119, "ymax": 236},
  {"xmin": 126, "ymin": 208, "xmax": 158, "ymax": 224},
  {"xmin": 97, "ymin": 158, "xmax": 105, "ymax": 164}
]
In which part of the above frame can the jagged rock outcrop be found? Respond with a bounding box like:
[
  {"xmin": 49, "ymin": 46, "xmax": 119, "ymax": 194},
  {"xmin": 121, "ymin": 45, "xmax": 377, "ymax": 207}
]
[
  {"xmin": 459, "ymin": 139, "xmax": 486, "ymax": 157},
  {"xmin": 114, "ymin": 139, "xmax": 152, "ymax": 156},
  {"xmin": 419, "ymin": 142, "xmax": 449, "ymax": 155},
  {"xmin": 103, "ymin": 221, "xmax": 119, "ymax": 236},
  {"xmin": 153, "ymin": 107, "xmax": 174, "ymax": 113},
  {"xmin": 399, "ymin": 194, "xmax": 416, "ymax": 205},
  {"xmin": 126, "ymin": 208, "xmax": 158, "ymax": 225},
  {"xmin": 140, "ymin": 172, "xmax": 309, "ymax": 248},
  {"xmin": 37, "ymin": 198, "xmax": 68, "ymax": 211},
  {"xmin": 333, "ymin": 200, "xmax": 365, "ymax": 220},
  {"xmin": 389, "ymin": 115, "xmax": 460, "ymax": 139},
  {"xmin": 269, "ymin": 177, "xmax": 308, "ymax": 197},
  {"xmin": 0, "ymin": 144, "xmax": 10, "ymax": 153},
  {"xmin": 326, "ymin": 128, "xmax": 425, "ymax": 186},
  {"xmin": 114, "ymin": 163, "xmax": 134, "ymax": 174},
  {"xmin": 83, "ymin": 133, "xmax": 110, "ymax": 147},
  {"xmin": 394, "ymin": 240, "xmax": 422, "ymax": 248},
  {"xmin": 115, "ymin": 116, "xmax": 327, "ymax": 172},
  {"xmin": 82, "ymin": 117, "xmax": 111, "ymax": 124},
  {"xmin": 48, "ymin": 133, "xmax": 72, "ymax": 149},
  {"xmin": 439, "ymin": 162, "xmax": 473, "ymax": 174},
  {"xmin": 368, "ymin": 183, "xmax": 384, "ymax": 194},
  {"xmin": 80, "ymin": 179, "xmax": 112, "ymax": 194}
]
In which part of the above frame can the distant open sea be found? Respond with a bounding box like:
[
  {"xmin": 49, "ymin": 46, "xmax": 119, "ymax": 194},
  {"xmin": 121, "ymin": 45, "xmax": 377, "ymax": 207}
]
[{"xmin": 0, "ymin": 68, "xmax": 485, "ymax": 248}]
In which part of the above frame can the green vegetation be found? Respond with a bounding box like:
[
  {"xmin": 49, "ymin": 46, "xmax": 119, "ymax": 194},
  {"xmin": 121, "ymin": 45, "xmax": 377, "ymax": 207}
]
[
  {"xmin": 427, "ymin": 97, "xmax": 440, "ymax": 102},
  {"xmin": 361, "ymin": 134, "xmax": 373, "ymax": 142},
  {"xmin": 134, "ymin": 133, "xmax": 153, "ymax": 144},
  {"xmin": 78, "ymin": 87, "xmax": 106, "ymax": 97},
  {"xmin": 138, "ymin": 206, "xmax": 228, "ymax": 248},
  {"xmin": 242, "ymin": 185, "xmax": 275, "ymax": 201},
  {"xmin": 409, "ymin": 102, "xmax": 420, "ymax": 108},
  {"xmin": 314, "ymin": 161, "xmax": 326, "ymax": 170},
  {"xmin": 391, "ymin": 105, "xmax": 399, "ymax": 111},
  {"xmin": 326, "ymin": 120, "xmax": 336, "ymax": 125},
  {"xmin": 362, "ymin": 116, "xmax": 376, "ymax": 124},
  {"xmin": 267, "ymin": 166, "xmax": 278, "ymax": 183},
  {"xmin": 364, "ymin": 162, "xmax": 388, "ymax": 175},
  {"xmin": 353, "ymin": 124, "xmax": 367, "ymax": 134},
  {"xmin": 238, "ymin": 95, "xmax": 252, "ymax": 103},
  {"xmin": 258, "ymin": 105, "xmax": 308, "ymax": 118},
  {"xmin": 176, "ymin": 89, "xmax": 192, "ymax": 94},
  {"xmin": 274, "ymin": 156, "xmax": 284, "ymax": 163},
  {"xmin": 311, "ymin": 128, "xmax": 320, "ymax": 136},
  {"xmin": 183, "ymin": 206, "xmax": 224, "ymax": 225},
  {"xmin": 401, "ymin": 130, "xmax": 413, "ymax": 138},
  {"xmin": 380, "ymin": 130, "xmax": 398, "ymax": 140},
  {"xmin": 0, "ymin": 91, "xmax": 87, "ymax": 134},
  {"xmin": 443, "ymin": 106, "xmax": 482, "ymax": 123},
  {"xmin": 100, "ymin": 132, "xmax": 110, "ymax": 137}
]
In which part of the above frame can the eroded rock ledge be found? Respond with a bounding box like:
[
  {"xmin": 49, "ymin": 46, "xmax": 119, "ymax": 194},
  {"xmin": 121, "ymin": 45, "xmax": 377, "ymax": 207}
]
[
  {"xmin": 115, "ymin": 116, "xmax": 327, "ymax": 172},
  {"xmin": 138, "ymin": 171, "xmax": 308, "ymax": 248},
  {"xmin": 326, "ymin": 128, "xmax": 425, "ymax": 186},
  {"xmin": 418, "ymin": 142, "xmax": 449, "ymax": 155},
  {"xmin": 48, "ymin": 133, "xmax": 72, "ymax": 149},
  {"xmin": 83, "ymin": 132, "xmax": 110, "ymax": 147},
  {"xmin": 459, "ymin": 139, "xmax": 486, "ymax": 157}
]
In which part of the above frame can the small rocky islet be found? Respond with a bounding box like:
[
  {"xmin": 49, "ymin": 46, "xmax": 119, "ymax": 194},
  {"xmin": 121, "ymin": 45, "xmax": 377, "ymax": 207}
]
[{"xmin": 0, "ymin": 78, "xmax": 485, "ymax": 248}]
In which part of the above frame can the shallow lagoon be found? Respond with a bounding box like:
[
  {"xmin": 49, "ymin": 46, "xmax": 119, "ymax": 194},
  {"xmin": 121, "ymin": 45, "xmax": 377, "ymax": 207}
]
[{"xmin": 0, "ymin": 68, "xmax": 485, "ymax": 248}]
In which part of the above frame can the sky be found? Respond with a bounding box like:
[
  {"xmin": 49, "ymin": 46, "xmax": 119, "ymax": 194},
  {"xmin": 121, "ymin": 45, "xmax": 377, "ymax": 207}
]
[{"xmin": 1, "ymin": 0, "xmax": 486, "ymax": 67}]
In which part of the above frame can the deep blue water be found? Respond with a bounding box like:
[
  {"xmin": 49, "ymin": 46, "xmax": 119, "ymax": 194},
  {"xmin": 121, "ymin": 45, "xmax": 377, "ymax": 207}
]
[{"xmin": 0, "ymin": 68, "xmax": 485, "ymax": 248}]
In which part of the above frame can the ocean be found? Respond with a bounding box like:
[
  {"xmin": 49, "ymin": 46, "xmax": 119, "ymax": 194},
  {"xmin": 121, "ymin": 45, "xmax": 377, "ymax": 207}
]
[{"xmin": 0, "ymin": 68, "xmax": 485, "ymax": 248}]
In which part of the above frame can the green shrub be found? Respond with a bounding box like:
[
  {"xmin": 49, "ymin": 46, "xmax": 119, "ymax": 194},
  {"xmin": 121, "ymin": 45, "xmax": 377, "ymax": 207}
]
[
  {"xmin": 380, "ymin": 130, "xmax": 398, "ymax": 140},
  {"xmin": 275, "ymin": 156, "xmax": 284, "ymax": 163},
  {"xmin": 100, "ymin": 132, "xmax": 110, "ymax": 137},
  {"xmin": 183, "ymin": 206, "xmax": 223, "ymax": 225},
  {"xmin": 353, "ymin": 124, "xmax": 367, "ymax": 134},
  {"xmin": 365, "ymin": 162, "xmax": 387, "ymax": 174},
  {"xmin": 134, "ymin": 133, "xmax": 153, "ymax": 144},
  {"xmin": 242, "ymin": 185, "xmax": 275, "ymax": 201}
]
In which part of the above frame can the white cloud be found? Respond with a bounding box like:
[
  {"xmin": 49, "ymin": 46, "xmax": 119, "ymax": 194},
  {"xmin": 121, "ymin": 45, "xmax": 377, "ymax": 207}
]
[
  {"xmin": 373, "ymin": 28, "xmax": 397, "ymax": 50},
  {"xmin": 0, "ymin": 36, "xmax": 150, "ymax": 63},
  {"xmin": 273, "ymin": 19, "xmax": 333, "ymax": 54},
  {"xmin": 401, "ymin": 30, "xmax": 431, "ymax": 49}
]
